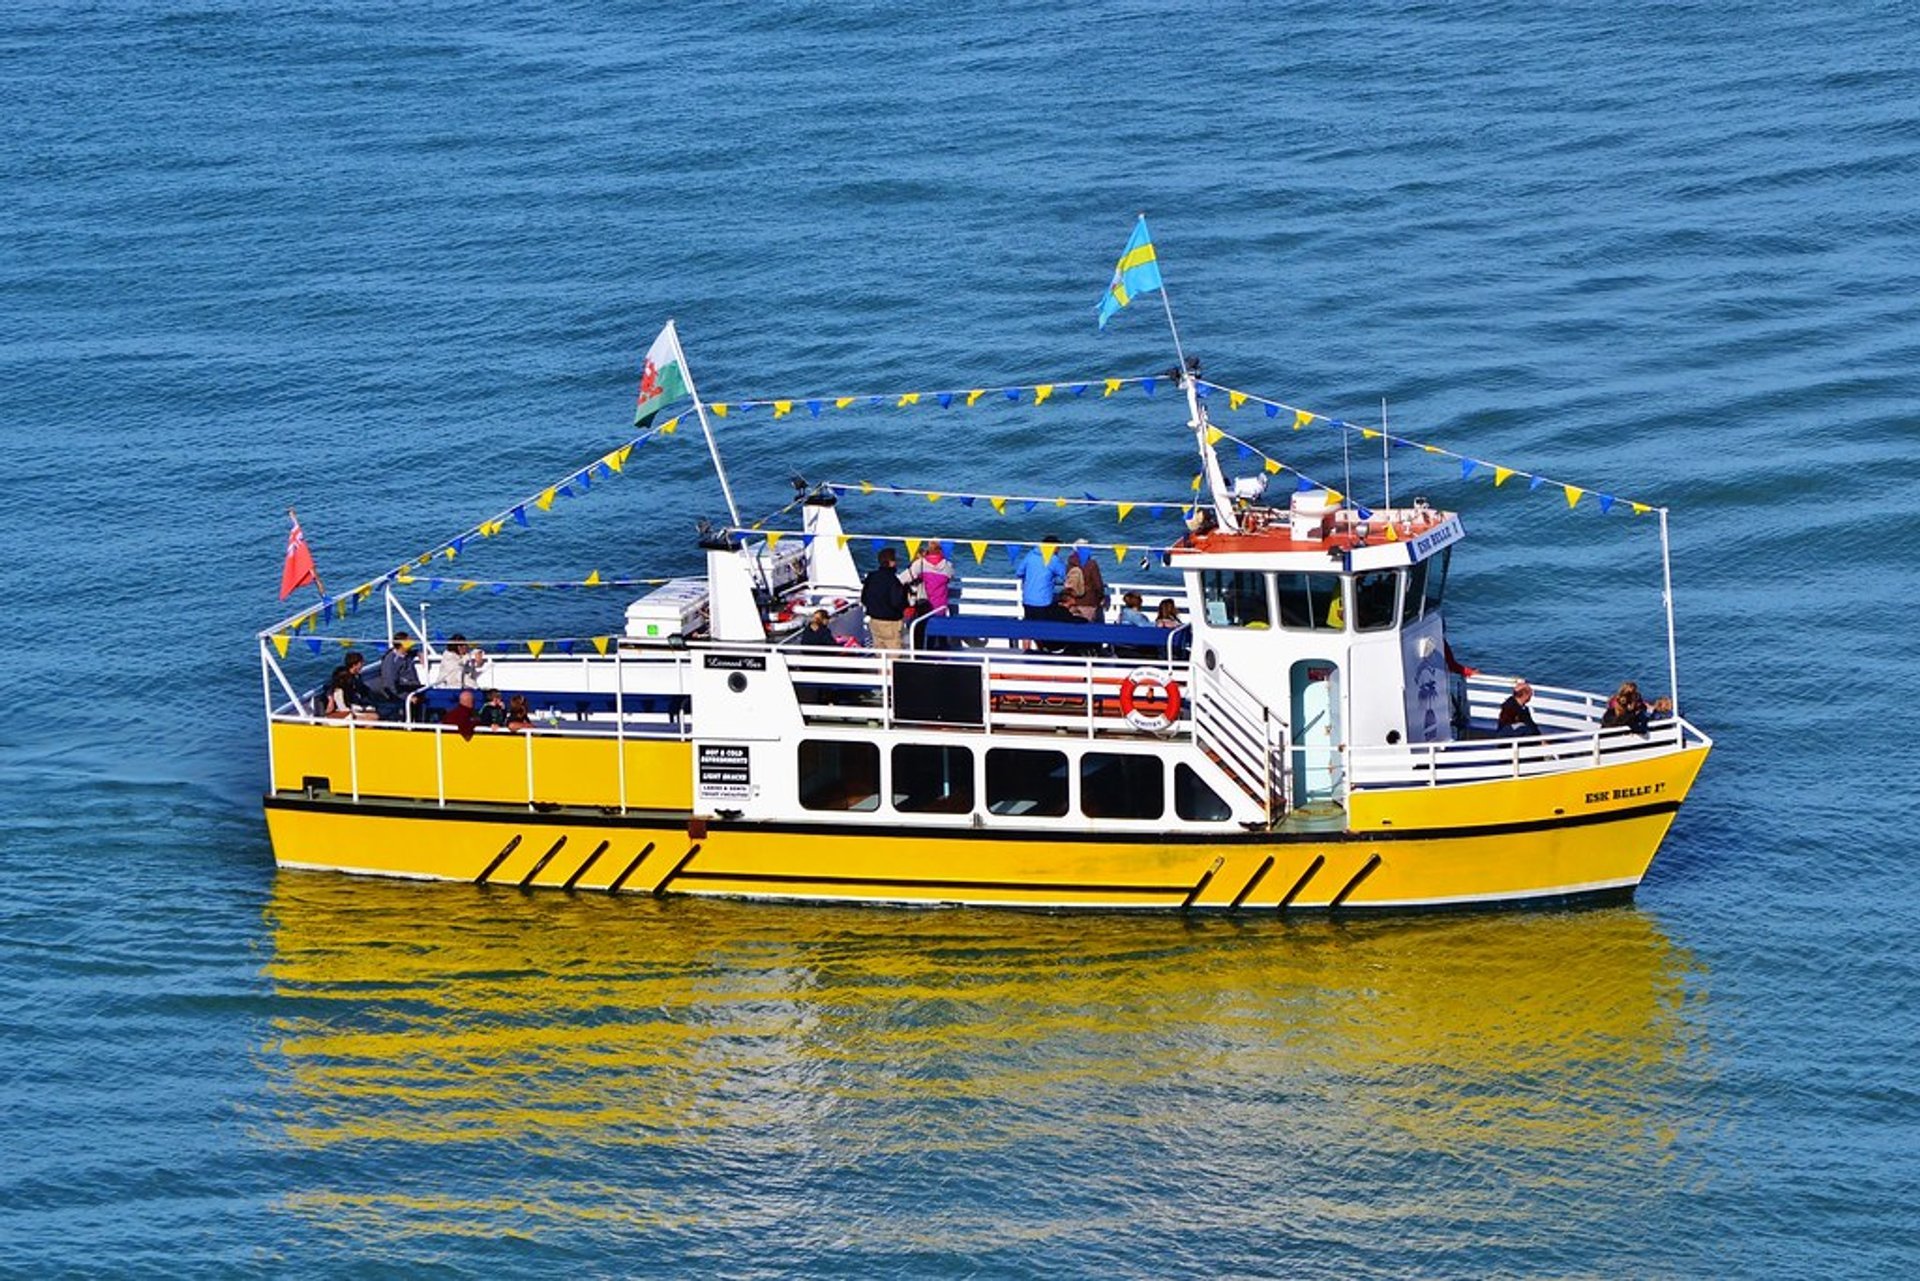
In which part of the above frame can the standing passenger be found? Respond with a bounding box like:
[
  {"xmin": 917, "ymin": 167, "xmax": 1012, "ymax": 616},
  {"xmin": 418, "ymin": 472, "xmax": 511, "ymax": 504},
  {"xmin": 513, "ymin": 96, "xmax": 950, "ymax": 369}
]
[
  {"xmin": 1016, "ymin": 537, "xmax": 1070, "ymax": 621},
  {"xmin": 861, "ymin": 548, "xmax": 909, "ymax": 650}
]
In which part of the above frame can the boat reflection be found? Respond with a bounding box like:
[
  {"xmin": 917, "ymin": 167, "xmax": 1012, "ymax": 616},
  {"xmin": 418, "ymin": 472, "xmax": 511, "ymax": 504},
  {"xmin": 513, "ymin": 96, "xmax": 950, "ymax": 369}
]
[{"xmin": 262, "ymin": 872, "xmax": 1712, "ymax": 1244}]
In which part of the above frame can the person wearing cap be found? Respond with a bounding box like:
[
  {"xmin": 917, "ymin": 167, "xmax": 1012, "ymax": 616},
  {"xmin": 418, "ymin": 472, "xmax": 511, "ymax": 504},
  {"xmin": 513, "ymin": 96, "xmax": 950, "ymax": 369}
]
[{"xmin": 1496, "ymin": 678, "xmax": 1540, "ymax": 736}]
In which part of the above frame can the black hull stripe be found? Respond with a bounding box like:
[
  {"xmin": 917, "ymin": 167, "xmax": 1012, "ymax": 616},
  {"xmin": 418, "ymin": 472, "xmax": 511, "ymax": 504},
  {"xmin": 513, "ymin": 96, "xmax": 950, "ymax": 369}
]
[
  {"xmin": 605, "ymin": 842, "xmax": 657, "ymax": 895},
  {"xmin": 1229, "ymin": 856, "xmax": 1275, "ymax": 910},
  {"xmin": 1329, "ymin": 853, "xmax": 1384, "ymax": 909},
  {"xmin": 561, "ymin": 840, "xmax": 611, "ymax": 891},
  {"xmin": 473, "ymin": 834, "xmax": 521, "ymax": 885},
  {"xmin": 266, "ymin": 794, "xmax": 1680, "ymax": 846},
  {"xmin": 1278, "ymin": 855, "xmax": 1326, "ymax": 910},
  {"xmin": 653, "ymin": 845, "xmax": 702, "ymax": 896},
  {"xmin": 518, "ymin": 836, "xmax": 569, "ymax": 889}
]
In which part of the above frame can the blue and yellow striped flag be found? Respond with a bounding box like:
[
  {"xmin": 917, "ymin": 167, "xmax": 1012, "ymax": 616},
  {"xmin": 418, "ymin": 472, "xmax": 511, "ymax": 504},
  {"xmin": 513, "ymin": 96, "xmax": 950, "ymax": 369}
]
[{"xmin": 1097, "ymin": 215, "xmax": 1164, "ymax": 330}]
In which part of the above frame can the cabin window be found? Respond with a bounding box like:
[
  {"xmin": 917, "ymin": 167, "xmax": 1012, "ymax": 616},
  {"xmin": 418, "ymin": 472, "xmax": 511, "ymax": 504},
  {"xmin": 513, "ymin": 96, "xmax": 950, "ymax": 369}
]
[
  {"xmin": 1274, "ymin": 572, "xmax": 1344, "ymax": 631},
  {"xmin": 892, "ymin": 744, "xmax": 974, "ymax": 814},
  {"xmin": 1422, "ymin": 547, "xmax": 1451, "ymax": 614},
  {"xmin": 798, "ymin": 740, "xmax": 880, "ymax": 811},
  {"xmin": 1080, "ymin": 753, "xmax": 1164, "ymax": 820},
  {"xmin": 1354, "ymin": 570, "xmax": 1400, "ymax": 632},
  {"xmin": 1402, "ymin": 557, "xmax": 1429, "ymax": 621},
  {"xmin": 1175, "ymin": 764, "xmax": 1233, "ymax": 821},
  {"xmin": 1200, "ymin": 570, "xmax": 1271, "ymax": 628},
  {"xmin": 985, "ymin": 748, "xmax": 1069, "ymax": 817}
]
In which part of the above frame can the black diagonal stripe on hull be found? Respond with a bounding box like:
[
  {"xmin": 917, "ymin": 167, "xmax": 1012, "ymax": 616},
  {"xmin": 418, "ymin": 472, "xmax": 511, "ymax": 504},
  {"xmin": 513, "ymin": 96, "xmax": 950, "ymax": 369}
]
[
  {"xmin": 1330, "ymin": 854, "xmax": 1385, "ymax": 909},
  {"xmin": 473, "ymin": 834, "xmax": 522, "ymax": 885},
  {"xmin": 653, "ymin": 845, "xmax": 702, "ymax": 897},
  {"xmin": 1229, "ymin": 856, "xmax": 1276, "ymax": 910},
  {"xmin": 1277, "ymin": 855, "xmax": 1326, "ymax": 910},
  {"xmin": 561, "ymin": 839, "xmax": 612, "ymax": 891},
  {"xmin": 518, "ymin": 835, "xmax": 569, "ymax": 889},
  {"xmin": 604, "ymin": 842, "xmax": 657, "ymax": 895}
]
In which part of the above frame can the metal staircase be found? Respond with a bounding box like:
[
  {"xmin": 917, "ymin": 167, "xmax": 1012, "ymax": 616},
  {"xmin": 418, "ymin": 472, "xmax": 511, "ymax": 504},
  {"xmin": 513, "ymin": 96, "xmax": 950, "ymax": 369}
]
[{"xmin": 1189, "ymin": 663, "xmax": 1288, "ymax": 824}]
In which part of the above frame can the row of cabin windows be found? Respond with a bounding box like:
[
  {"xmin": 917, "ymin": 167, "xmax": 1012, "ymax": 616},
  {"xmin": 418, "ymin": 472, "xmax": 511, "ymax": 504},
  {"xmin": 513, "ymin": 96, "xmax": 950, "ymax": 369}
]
[
  {"xmin": 797, "ymin": 741, "xmax": 1233, "ymax": 822},
  {"xmin": 1199, "ymin": 549, "xmax": 1450, "ymax": 633}
]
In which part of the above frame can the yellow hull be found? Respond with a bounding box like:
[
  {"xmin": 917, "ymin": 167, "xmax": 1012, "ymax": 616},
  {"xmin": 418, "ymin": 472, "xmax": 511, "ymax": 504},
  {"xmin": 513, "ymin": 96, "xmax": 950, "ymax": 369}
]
[{"xmin": 263, "ymin": 757, "xmax": 1703, "ymax": 913}]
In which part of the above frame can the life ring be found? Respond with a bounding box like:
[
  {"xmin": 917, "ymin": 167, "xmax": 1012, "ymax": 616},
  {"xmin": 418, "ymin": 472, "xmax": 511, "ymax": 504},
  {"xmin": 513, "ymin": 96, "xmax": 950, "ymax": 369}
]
[{"xmin": 1119, "ymin": 667, "xmax": 1182, "ymax": 733}]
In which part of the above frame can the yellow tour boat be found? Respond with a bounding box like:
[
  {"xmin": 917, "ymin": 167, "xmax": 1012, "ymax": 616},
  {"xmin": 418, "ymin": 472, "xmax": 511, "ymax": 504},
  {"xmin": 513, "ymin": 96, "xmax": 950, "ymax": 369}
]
[{"xmin": 259, "ymin": 229, "xmax": 1710, "ymax": 912}]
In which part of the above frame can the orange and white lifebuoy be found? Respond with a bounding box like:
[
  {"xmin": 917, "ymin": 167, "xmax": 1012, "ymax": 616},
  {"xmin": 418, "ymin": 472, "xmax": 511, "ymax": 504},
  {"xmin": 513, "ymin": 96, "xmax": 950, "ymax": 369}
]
[{"xmin": 1118, "ymin": 667, "xmax": 1182, "ymax": 733}]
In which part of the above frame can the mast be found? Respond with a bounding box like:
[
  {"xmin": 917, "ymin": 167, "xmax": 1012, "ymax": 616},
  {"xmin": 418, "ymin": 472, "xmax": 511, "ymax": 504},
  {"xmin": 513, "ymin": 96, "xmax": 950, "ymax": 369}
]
[
  {"xmin": 1150, "ymin": 230, "xmax": 1237, "ymax": 532},
  {"xmin": 672, "ymin": 320, "xmax": 742, "ymax": 530},
  {"xmin": 1659, "ymin": 506, "xmax": 1681, "ymax": 728}
]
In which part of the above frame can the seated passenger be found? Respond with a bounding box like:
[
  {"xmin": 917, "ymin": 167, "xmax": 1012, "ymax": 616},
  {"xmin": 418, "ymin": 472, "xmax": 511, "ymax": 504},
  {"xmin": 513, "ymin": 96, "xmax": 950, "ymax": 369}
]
[
  {"xmin": 797, "ymin": 609, "xmax": 838, "ymax": 647},
  {"xmin": 1496, "ymin": 678, "xmax": 1540, "ymax": 736},
  {"xmin": 440, "ymin": 688, "xmax": 479, "ymax": 740},
  {"xmin": 1154, "ymin": 599, "xmax": 1181, "ymax": 629},
  {"xmin": 323, "ymin": 666, "xmax": 378, "ymax": 722},
  {"xmin": 475, "ymin": 689, "xmax": 509, "ymax": 728},
  {"xmin": 505, "ymin": 694, "xmax": 534, "ymax": 732},
  {"xmin": 1600, "ymin": 681, "xmax": 1671, "ymax": 734},
  {"xmin": 369, "ymin": 631, "xmax": 425, "ymax": 721},
  {"xmin": 1116, "ymin": 591, "xmax": 1151, "ymax": 627}
]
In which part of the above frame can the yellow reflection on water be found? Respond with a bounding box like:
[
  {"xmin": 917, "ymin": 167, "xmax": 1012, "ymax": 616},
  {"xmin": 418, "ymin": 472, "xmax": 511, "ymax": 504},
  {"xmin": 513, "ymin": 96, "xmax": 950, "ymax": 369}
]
[{"xmin": 261, "ymin": 873, "xmax": 1712, "ymax": 1248}]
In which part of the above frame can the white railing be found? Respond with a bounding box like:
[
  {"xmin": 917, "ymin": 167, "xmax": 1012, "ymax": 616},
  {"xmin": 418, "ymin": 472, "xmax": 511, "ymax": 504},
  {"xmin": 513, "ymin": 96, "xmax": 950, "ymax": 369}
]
[{"xmin": 1189, "ymin": 661, "xmax": 1284, "ymax": 818}]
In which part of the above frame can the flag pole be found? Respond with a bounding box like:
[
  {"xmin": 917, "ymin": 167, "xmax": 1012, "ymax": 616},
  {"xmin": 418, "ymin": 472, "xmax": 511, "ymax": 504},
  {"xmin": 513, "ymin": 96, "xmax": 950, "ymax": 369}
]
[
  {"xmin": 671, "ymin": 319, "xmax": 742, "ymax": 529},
  {"xmin": 288, "ymin": 505, "xmax": 326, "ymax": 596},
  {"xmin": 1145, "ymin": 217, "xmax": 1236, "ymax": 532}
]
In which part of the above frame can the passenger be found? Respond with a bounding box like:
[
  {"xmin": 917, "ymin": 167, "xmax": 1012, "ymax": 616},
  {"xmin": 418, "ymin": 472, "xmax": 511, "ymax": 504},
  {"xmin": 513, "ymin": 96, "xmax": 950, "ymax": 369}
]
[
  {"xmin": 505, "ymin": 694, "xmax": 534, "ymax": 732},
  {"xmin": 475, "ymin": 688, "xmax": 509, "ymax": 729},
  {"xmin": 860, "ymin": 547, "xmax": 910, "ymax": 650},
  {"xmin": 435, "ymin": 633, "xmax": 486, "ymax": 688},
  {"xmin": 1496, "ymin": 678, "xmax": 1541, "ymax": 736},
  {"xmin": 797, "ymin": 609, "xmax": 839, "ymax": 648},
  {"xmin": 341, "ymin": 651, "xmax": 379, "ymax": 711},
  {"xmin": 323, "ymin": 666, "xmax": 378, "ymax": 722},
  {"xmin": 440, "ymin": 688, "xmax": 479, "ymax": 741},
  {"xmin": 1600, "ymin": 681, "xmax": 1672, "ymax": 734},
  {"xmin": 1016, "ymin": 537, "xmax": 1070, "ymax": 622},
  {"xmin": 1063, "ymin": 539, "xmax": 1108, "ymax": 621},
  {"xmin": 369, "ymin": 631, "xmax": 425, "ymax": 720},
  {"xmin": 1155, "ymin": 599, "xmax": 1182, "ymax": 629},
  {"xmin": 909, "ymin": 542, "xmax": 957, "ymax": 648},
  {"xmin": 1116, "ymin": 591, "xmax": 1152, "ymax": 627}
]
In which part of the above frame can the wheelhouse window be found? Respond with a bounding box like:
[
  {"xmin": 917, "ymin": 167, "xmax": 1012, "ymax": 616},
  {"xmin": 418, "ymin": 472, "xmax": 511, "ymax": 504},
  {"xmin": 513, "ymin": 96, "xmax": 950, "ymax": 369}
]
[
  {"xmin": 1422, "ymin": 547, "xmax": 1451, "ymax": 615},
  {"xmin": 1175, "ymin": 764, "xmax": 1233, "ymax": 821},
  {"xmin": 1354, "ymin": 570, "xmax": 1400, "ymax": 632},
  {"xmin": 1200, "ymin": 570, "xmax": 1271, "ymax": 628},
  {"xmin": 799, "ymin": 740, "xmax": 880, "ymax": 811},
  {"xmin": 1274, "ymin": 572, "xmax": 1344, "ymax": 631},
  {"xmin": 1402, "ymin": 557, "xmax": 1429, "ymax": 622},
  {"xmin": 985, "ymin": 748, "xmax": 1069, "ymax": 817},
  {"xmin": 892, "ymin": 744, "xmax": 973, "ymax": 814},
  {"xmin": 1080, "ymin": 753, "xmax": 1164, "ymax": 820}
]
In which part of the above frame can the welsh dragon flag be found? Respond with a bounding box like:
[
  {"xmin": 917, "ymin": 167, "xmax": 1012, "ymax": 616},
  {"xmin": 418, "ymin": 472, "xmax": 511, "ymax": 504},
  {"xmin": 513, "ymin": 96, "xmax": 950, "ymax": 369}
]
[{"xmin": 633, "ymin": 321, "xmax": 691, "ymax": 427}]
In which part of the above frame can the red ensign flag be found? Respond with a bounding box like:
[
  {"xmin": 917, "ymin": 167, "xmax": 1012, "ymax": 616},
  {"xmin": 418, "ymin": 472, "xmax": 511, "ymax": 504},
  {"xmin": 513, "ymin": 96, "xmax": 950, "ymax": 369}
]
[{"xmin": 280, "ymin": 515, "xmax": 317, "ymax": 599}]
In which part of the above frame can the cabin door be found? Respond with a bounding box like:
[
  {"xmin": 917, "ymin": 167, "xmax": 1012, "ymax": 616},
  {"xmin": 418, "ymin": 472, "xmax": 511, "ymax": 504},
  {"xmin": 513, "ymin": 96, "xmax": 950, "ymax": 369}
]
[{"xmin": 1289, "ymin": 660, "xmax": 1342, "ymax": 804}]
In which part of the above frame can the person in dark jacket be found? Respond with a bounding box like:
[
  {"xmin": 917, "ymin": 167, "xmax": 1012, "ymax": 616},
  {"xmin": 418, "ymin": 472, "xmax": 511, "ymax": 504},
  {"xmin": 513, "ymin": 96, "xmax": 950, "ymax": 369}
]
[
  {"xmin": 861, "ymin": 549, "xmax": 909, "ymax": 650},
  {"xmin": 1496, "ymin": 678, "xmax": 1540, "ymax": 736}
]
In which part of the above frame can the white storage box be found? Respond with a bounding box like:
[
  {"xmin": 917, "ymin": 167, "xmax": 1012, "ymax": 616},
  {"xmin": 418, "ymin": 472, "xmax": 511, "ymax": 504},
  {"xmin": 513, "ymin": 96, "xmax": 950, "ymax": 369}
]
[{"xmin": 624, "ymin": 578, "xmax": 710, "ymax": 640}]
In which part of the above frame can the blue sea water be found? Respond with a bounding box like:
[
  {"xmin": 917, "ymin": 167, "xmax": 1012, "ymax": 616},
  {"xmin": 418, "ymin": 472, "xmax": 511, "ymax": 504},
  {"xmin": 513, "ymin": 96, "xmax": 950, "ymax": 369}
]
[{"xmin": 3, "ymin": 1, "xmax": 1918, "ymax": 1275}]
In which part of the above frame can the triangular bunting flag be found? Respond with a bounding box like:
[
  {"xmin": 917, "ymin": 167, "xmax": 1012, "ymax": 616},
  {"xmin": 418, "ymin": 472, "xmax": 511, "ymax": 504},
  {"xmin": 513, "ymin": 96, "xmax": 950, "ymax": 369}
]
[
  {"xmin": 970, "ymin": 540, "xmax": 989, "ymax": 564},
  {"xmin": 1034, "ymin": 384, "xmax": 1053, "ymax": 405},
  {"xmin": 773, "ymin": 400, "xmax": 792, "ymax": 419},
  {"xmin": 990, "ymin": 497, "xmax": 1006, "ymax": 514},
  {"xmin": 835, "ymin": 396, "xmax": 854, "ymax": 409},
  {"xmin": 1112, "ymin": 544, "xmax": 1129, "ymax": 566},
  {"xmin": 1116, "ymin": 502, "xmax": 1134, "ymax": 522},
  {"xmin": 1205, "ymin": 426, "xmax": 1223, "ymax": 446},
  {"xmin": 1494, "ymin": 467, "xmax": 1513, "ymax": 487},
  {"xmin": 711, "ymin": 403, "xmax": 728, "ymax": 418},
  {"xmin": 1265, "ymin": 403, "xmax": 1279, "ymax": 418},
  {"xmin": 1293, "ymin": 410, "xmax": 1312, "ymax": 431},
  {"xmin": 807, "ymin": 399, "xmax": 823, "ymax": 417},
  {"xmin": 1142, "ymin": 377, "xmax": 1157, "ymax": 395},
  {"xmin": 592, "ymin": 636, "xmax": 610, "ymax": 655},
  {"xmin": 527, "ymin": 640, "xmax": 545, "ymax": 658},
  {"xmin": 584, "ymin": 569, "xmax": 602, "ymax": 585},
  {"xmin": 938, "ymin": 392, "xmax": 953, "ymax": 408},
  {"xmin": 1460, "ymin": 459, "xmax": 1478, "ymax": 480},
  {"xmin": 271, "ymin": 633, "xmax": 290, "ymax": 658},
  {"xmin": 1564, "ymin": 485, "xmax": 1583, "ymax": 509},
  {"xmin": 306, "ymin": 637, "xmax": 324, "ymax": 655},
  {"xmin": 766, "ymin": 533, "xmax": 782, "ymax": 549},
  {"xmin": 1264, "ymin": 458, "xmax": 1281, "ymax": 475},
  {"xmin": 967, "ymin": 389, "xmax": 985, "ymax": 407},
  {"xmin": 1103, "ymin": 379, "xmax": 1121, "ymax": 397},
  {"xmin": 536, "ymin": 487, "xmax": 557, "ymax": 511},
  {"xmin": 1229, "ymin": 391, "xmax": 1247, "ymax": 410},
  {"xmin": 898, "ymin": 392, "xmax": 920, "ymax": 407},
  {"xmin": 904, "ymin": 537, "xmax": 922, "ymax": 559},
  {"xmin": 1599, "ymin": 494, "xmax": 1616, "ymax": 514}
]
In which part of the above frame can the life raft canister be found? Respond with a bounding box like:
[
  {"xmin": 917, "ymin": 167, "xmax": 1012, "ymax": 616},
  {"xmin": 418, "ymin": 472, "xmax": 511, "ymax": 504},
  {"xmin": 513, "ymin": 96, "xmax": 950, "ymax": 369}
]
[{"xmin": 1118, "ymin": 667, "xmax": 1182, "ymax": 733}]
